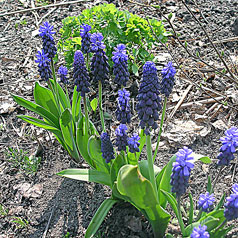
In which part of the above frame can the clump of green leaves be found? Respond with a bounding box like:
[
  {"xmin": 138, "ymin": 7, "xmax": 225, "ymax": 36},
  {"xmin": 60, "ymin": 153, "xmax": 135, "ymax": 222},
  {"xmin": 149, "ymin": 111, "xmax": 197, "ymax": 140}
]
[
  {"xmin": 6, "ymin": 147, "xmax": 41, "ymax": 174},
  {"xmin": 11, "ymin": 217, "xmax": 29, "ymax": 229},
  {"xmin": 58, "ymin": 3, "xmax": 169, "ymax": 75},
  {"xmin": 0, "ymin": 204, "xmax": 8, "ymax": 217}
]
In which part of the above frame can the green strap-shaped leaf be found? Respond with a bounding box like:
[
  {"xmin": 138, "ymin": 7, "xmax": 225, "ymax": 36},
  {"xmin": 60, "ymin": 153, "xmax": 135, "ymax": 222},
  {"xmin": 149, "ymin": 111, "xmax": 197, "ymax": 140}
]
[
  {"xmin": 12, "ymin": 94, "xmax": 59, "ymax": 127},
  {"xmin": 88, "ymin": 135, "xmax": 110, "ymax": 174},
  {"xmin": 72, "ymin": 85, "xmax": 81, "ymax": 122},
  {"xmin": 117, "ymin": 165, "xmax": 170, "ymax": 238},
  {"xmin": 34, "ymin": 82, "xmax": 60, "ymax": 118},
  {"xmin": 156, "ymin": 155, "xmax": 176, "ymax": 208},
  {"xmin": 215, "ymin": 193, "xmax": 225, "ymax": 211},
  {"xmin": 85, "ymin": 198, "xmax": 118, "ymax": 238},
  {"xmin": 110, "ymin": 154, "xmax": 126, "ymax": 184},
  {"xmin": 160, "ymin": 190, "xmax": 178, "ymax": 218},
  {"xmin": 139, "ymin": 160, "xmax": 161, "ymax": 181},
  {"xmin": 57, "ymin": 168, "xmax": 111, "ymax": 186},
  {"xmin": 188, "ymin": 193, "xmax": 194, "ymax": 225},
  {"xmin": 60, "ymin": 108, "xmax": 79, "ymax": 160}
]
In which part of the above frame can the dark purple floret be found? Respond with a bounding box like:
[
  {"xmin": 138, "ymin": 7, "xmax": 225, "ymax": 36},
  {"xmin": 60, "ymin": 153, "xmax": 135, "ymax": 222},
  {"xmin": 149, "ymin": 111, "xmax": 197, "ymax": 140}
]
[
  {"xmin": 35, "ymin": 50, "xmax": 52, "ymax": 82},
  {"xmin": 90, "ymin": 33, "xmax": 109, "ymax": 84},
  {"xmin": 73, "ymin": 50, "xmax": 90, "ymax": 97},
  {"xmin": 128, "ymin": 134, "xmax": 140, "ymax": 153},
  {"xmin": 58, "ymin": 66, "xmax": 68, "ymax": 84},
  {"xmin": 116, "ymin": 89, "xmax": 131, "ymax": 124},
  {"xmin": 191, "ymin": 225, "xmax": 210, "ymax": 238},
  {"xmin": 39, "ymin": 21, "xmax": 57, "ymax": 59},
  {"xmin": 101, "ymin": 132, "xmax": 115, "ymax": 163},
  {"xmin": 198, "ymin": 192, "xmax": 215, "ymax": 212},
  {"xmin": 224, "ymin": 183, "xmax": 238, "ymax": 221},
  {"xmin": 136, "ymin": 61, "xmax": 162, "ymax": 135},
  {"xmin": 112, "ymin": 44, "xmax": 129, "ymax": 86},
  {"xmin": 217, "ymin": 127, "xmax": 238, "ymax": 166},
  {"xmin": 161, "ymin": 61, "xmax": 176, "ymax": 97},
  {"xmin": 80, "ymin": 24, "xmax": 91, "ymax": 54},
  {"xmin": 170, "ymin": 147, "xmax": 194, "ymax": 197},
  {"xmin": 115, "ymin": 124, "xmax": 128, "ymax": 152}
]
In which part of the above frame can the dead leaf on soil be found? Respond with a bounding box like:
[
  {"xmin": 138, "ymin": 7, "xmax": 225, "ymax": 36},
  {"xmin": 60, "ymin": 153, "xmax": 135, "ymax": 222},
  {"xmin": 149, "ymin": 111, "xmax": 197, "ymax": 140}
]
[
  {"xmin": 212, "ymin": 119, "xmax": 228, "ymax": 131},
  {"xmin": 0, "ymin": 102, "xmax": 16, "ymax": 114}
]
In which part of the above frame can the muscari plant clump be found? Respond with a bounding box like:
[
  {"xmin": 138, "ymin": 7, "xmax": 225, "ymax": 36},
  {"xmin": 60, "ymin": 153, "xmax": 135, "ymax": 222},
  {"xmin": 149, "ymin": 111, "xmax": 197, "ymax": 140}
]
[{"xmin": 12, "ymin": 20, "xmax": 238, "ymax": 238}]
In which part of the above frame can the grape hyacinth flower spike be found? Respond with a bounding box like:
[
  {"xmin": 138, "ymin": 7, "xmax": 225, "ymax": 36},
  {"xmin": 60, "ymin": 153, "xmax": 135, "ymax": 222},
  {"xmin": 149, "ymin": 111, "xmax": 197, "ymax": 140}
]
[
  {"xmin": 80, "ymin": 24, "xmax": 91, "ymax": 54},
  {"xmin": 217, "ymin": 127, "xmax": 238, "ymax": 166},
  {"xmin": 136, "ymin": 61, "xmax": 162, "ymax": 135},
  {"xmin": 115, "ymin": 124, "xmax": 128, "ymax": 152},
  {"xmin": 73, "ymin": 50, "xmax": 90, "ymax": 97},
  {"xmin": 39, "ymin": 21, "xmax": 57, "ymax": 59},
  {"xmin": 112, "ymin": 44, "xmax": 129, "ymax": 86},
  {"xmin": 116, "ymin": 88, "xmax": 131, "ymax": 124},
  {"xmin": 190, "ymin": 225, "xmax": 210, "ymax": 238},
  {"xmin": 170, "ymin": 147, "xmax": 194, "ymax": 196},
  {"xmin": 35, "ymin": 50, "xmax": 52, "ymax": 82},
  {"xmin": 224, "ymin": 183, "xmax": 238, "ymax": 221},
  {"xmin": 198, "ymin": 192, "xmax": 215, "ymax": 212},
  {"xmin": 58, "ymin": 66, "xmax": 68, "ymax": 85},
  {"xmin": 161, "ymin": 61, "xmax": 176, "ymax": 97},
  {"xmin": 90, "ymin": 33, "xmax": 109, "ymax": 84},
  {"xmin": 101, "ymin": 132, "xmax": 115, "ymax": 163},
  {"xmin": 128, "ymin": 133, "xmax": 140, "ymax": 153}
]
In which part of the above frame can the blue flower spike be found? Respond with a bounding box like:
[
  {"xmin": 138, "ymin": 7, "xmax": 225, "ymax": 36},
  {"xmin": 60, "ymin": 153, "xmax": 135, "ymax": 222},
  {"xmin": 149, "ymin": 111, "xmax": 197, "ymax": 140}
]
[
  {"xmin": 73, "ymin": 50, "xmax": 90, "ymax": 97},
  {"xmin": 170, "ymin": 147, "xmax": 194, "ymax": 196},
  {"xmin": 115, "ymin": 124, "xmax": 128, "ymax": 152},
  {"xmin": 112, "ymin": 44, "xmax": 129, "ymax": 86},
  {"xmin": 224, "ymin": 183, "xmax": 238, "ymax": 221},
  {"xmin": 136, "ymin": 61, "xmax": 162, "ymax": 135},
  {"xmin": 191, "ymin": 225, "xmax": 210, "ymax": 238},
  {"xmin": 101, "ymin": 132, "xmax": 115, "ymax": 163},
  {"xmin": 161, "ymin": 61, "xmax": 176, "ymax": 97},
  {"xmin": 217, "ymin": 127, "xmax": 238, "ymax": 166},
  {"xmin": 116, "ymin": 88, "xmax": 131, "ymax": 124},
  {"xmin": 39, "ymin": 21, "xmax": 57, "ymax": 59},
  {"xmin": 128, "ymin": 133, "xmax": 140, "ymax": 153},
  {"xmin": 80, "ymin": 24, "xmax": 91, "ymax": 54},
  {"xmin": 198, "ymin": 192, "xmax": 215, "ymax": 212},
  {"xmin": 58, "ymin": 66, "xmax": 68, "ymax": 85},
  {"xmin": 35, "ymin": 50, "xmax": 52, "ymax": 82}
]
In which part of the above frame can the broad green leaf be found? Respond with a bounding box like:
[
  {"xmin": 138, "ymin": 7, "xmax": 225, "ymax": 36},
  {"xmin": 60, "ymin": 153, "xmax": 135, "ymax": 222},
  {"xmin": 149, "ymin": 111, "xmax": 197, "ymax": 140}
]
[
  {"xmin": 188, "ymin": 193, "xmax": 194, "ymax": 225},
  {"xmin": 210, "ymin": 225, "xmax": 233, "ymax": 238},
  {"xmin": 110, "ymin": 154, "xmax": 126, "ymax": 184},
  {"xmin": 60, "ymin": 108, "xmax": 79, "ymax": 160},
  {"xmin": 139, "ymin": 160, "xmax": 161, "ymax": 180},
  {"xmin": 12, "ymin": 94, "xmax": 59, "ymax": 127},
  {"xmin": 88, "ymin": 135, "xmax": 110, "ymax": 174},
  {"xmin": 160, "ymin": 190, "xmax": 178, "ymax": 218},
  {"xmin": 85, "ymin": 198, "xmax": 118, "ymax": 238},
  {"xmin": 117, "ymin": 165, "xmax": 170, "ymax": 237},
  {"xmin": 72, "ymin": 86, "xmax": 81, "ymax": 122},
  {"xmin": 192, "ymin": 153, "xmax": 211, "ymax": 164},
  {"xmin": 34, "ymin": 82, "xmax": 60, "ymax": 118},
  {"xmin": 201, "ymin": 216, "xmax": 220, "ymax": 231},
  {"xmin": 57, "ymin": 168, "xmax": 111, "ymax": 186},
  {"xmin": 90, "ymin": 98, "xmax": 98, "ymax": 112},
  {"xmin": 156, "ymin": 155, "xmax": 176, "ymax": 208}
]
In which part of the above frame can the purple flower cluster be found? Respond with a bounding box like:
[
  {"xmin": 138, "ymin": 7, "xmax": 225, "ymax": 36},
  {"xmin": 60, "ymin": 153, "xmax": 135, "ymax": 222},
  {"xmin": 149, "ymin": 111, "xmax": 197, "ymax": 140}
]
[
  {"xmin": 101, "ymin": 132, "xmax": 115, "ymax": 163},
  {"xmin": 217, "ymin": 127, "xmax": 238, "ymax": 166},
  {"xmin": 115, "ymin": 124, "xmax": 128, "ymax": 152},
  {"xmin": 161, "ymin": 61, "xmax": 176, "ymax": 97},
  {"xmin": 198, "ymin": 192, "xmax": 215, "ymax": 212},
  {"xmin": 116, "ymin": 89, "xmax": 131, "ymax": 124},
  {"xmin": 224, "ymin": 183, "xmax": 238, "ymax": 221},
  {"xmin": 35, "ymin": 50, "xmax": 52, "ymax": 82},
  {"xmin": 58, "ymin": 66, "xmax": 68, "ymax": 84},
  {"xmin": 90, "ymin": 33, "xmax": 109, "ymax": 84},
  {"xmin": 128, "ymin": 134, "xmax": 140, "ymax": 153},
  {"xmin": 191, "ymin": 225, "xmax": 210, "ymax": 238},
  {"xmin": 80, "ymin": 24, "xmax": 91, "ymax": 54},
  {"xmin": 170, "ymin": 147, "xmax": 194, "ymax": 196},
  {"xmin": 112, "ymin": 44, "xmax": 129, "ymax": 86},
  {"xmin": 136, "ymin": 61, "xmax": 162, "ymax": 135},
  {"xmin": 39, "ymin": 21, "xmax": 57, "ymax": 59},
  {"xmin": 73, "ymin": 50, "xmax": 90, "ymax": 97}
]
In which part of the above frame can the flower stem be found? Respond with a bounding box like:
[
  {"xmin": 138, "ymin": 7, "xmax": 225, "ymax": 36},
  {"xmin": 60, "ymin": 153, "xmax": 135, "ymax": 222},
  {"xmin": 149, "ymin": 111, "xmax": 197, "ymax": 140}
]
[
  {"xmin": 195, "ymin": 208, "xmax": 203, "ymax": 222},
  {"xmin": 99, "ymin": 80, "xmax": 105, "ymax": 132},
  {"xmin": 146, "ymin": 134, "xmax": 158, "ymax": 201},
  {"xmin": 153, "ymin": 97, "xmax": 167, "ymax": 163},
  {"xmin": 122, "ymin": 150, "xmax": 128, "ymax": 164},
  {"xmin": 83, "ymin": 96, "xmax": 90, "ymax": 135},
  {"xmin": 177, "ymin": 196, "xmax": 185, "ymax": 235}
]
